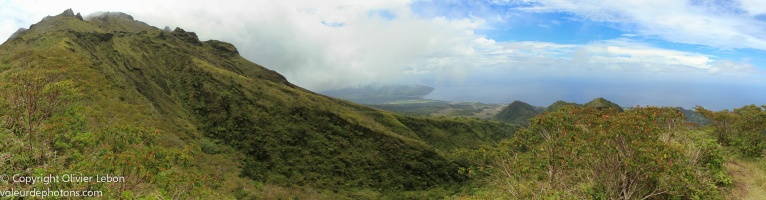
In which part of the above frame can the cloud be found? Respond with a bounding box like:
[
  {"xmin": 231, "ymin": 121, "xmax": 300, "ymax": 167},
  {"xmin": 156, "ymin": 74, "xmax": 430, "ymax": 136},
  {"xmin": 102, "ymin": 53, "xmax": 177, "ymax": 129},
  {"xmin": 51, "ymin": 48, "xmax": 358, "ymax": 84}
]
[
  {"xmin": 739, "ymin": 0, "xmax": 766, "ymax": 16},
  {"xmin": 1, "ymin": 0, "xmax": 488, "ymax": 90},
  {"xmin": 497, "ymin": 0, "xmax": 766, "ymax": 51},
  {"xmin": 1, "ymin": 0, "xmax": 763, "ymax": 109}
]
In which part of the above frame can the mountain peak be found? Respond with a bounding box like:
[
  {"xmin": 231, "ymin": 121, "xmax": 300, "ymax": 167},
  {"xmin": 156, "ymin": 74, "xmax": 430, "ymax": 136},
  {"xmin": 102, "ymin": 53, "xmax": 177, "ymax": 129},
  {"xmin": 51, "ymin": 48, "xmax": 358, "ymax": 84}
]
[
  {"xmin": 86, "ymin": 11, "xmax": 135, "ymax": 21},
  {"xmin": 59, "ymin": 8, "xmax": 75, "ymax": 17},
  {"xmin": 0, "ymin": 10, "xmax": 519, "ymax": 197},
  {"xmin": 495, "ymin": 100, "xmax": 541, "ymax": 125},
  {"xmin": 57, "ymin": 9, "xmax": 84, "ymax": 21},
  {"xmin": 584, "ymin": 97, "xmax": 624, "ymax": 112},
  {"xmin": 546, "ymin": 100, "xmax": 582, "ymax": 112}
]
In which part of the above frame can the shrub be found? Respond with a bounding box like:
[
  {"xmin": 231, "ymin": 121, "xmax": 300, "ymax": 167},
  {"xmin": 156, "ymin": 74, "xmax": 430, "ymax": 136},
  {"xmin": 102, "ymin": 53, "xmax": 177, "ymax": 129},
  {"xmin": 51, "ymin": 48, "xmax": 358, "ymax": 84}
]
[{"xmin": 467, "ymin": 106, "xmax": 729, "ymax": 199}]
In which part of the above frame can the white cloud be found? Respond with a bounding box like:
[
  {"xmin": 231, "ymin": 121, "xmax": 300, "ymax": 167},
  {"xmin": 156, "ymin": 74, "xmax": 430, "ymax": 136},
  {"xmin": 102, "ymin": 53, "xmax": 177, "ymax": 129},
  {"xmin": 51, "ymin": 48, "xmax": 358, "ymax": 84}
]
[
  {"xmin": 1, "ymin": 0, "xmax": 491, "ymax": 90},
  {"xmin": 0, "ymin": 0, "xmax": 762, "ymax": 105},
  {"xmin": 740, "ymin": 0, "xmax": 766, "ymax": 16},
  {"xmin": 502, "ymin": 0, "xmax": 766, "ymax": 51}
]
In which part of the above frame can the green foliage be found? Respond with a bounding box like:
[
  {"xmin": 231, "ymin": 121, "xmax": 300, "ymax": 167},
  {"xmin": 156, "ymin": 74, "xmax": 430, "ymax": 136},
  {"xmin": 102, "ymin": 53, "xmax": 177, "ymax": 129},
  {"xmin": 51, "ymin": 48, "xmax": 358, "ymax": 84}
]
[
  {"xmin": 0, "ymin": 67, "xmax": 78, "ymax": 170},
  {"xmin": 677, "ymin": 107, "xmax": 711, "ymax": 126},
  {"xmin": 369, "ymin": 100, "xmax": 502, "ymax": 119},
  {"xmin": 494, "ymin": 100, "xmax": 540, "ymax": 125},
  {"xmin": 696, "ymin": 105, "xmax": 766, "ymax": 157},
  {"xmin": 464, "ymin": 106, "xmax": 729, "ymax": 199},
  {"xmin": 545, "ymin": 100, "xmax": 582, "ymax": 113},
  {"xmin": 0, "ymin": 63, "xmax": 10, "ymax": 72},
  {"xmin": 0, "ymin": 10, "xmax": 519, "ymax": 198},
  {"xmin": 395, "ymin": 115, "xmax": 517, "ymax": 151},
  {"xmin": 584, "ymin": 97, "xmax": 624, "ymax": 112}
]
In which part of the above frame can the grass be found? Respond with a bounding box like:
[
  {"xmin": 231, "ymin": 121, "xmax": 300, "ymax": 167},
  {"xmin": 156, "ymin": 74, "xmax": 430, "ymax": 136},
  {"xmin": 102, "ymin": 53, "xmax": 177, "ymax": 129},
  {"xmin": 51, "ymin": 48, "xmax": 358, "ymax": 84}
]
[
  {"xmin": 726, "ymin": 157, "xmax": 766, "ymax": 200},
  {"xmin": 370, "ymin": 100, "xmax": 505, "ymax": 119},
  {"xmin": 0, "ymin": 10, "xmax": 520, "ymax": 198}
]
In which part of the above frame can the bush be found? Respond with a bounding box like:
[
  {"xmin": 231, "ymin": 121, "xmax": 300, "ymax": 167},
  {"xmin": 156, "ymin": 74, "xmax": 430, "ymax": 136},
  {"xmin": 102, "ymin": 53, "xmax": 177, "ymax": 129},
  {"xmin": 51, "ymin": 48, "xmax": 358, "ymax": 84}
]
[
  {"xmin": 466, "ymin": 106, "xmax": 729, "ymax": 199},
  {"xmin": 696, "ymin": 105, "xmax": 766, "ymax": 158}
]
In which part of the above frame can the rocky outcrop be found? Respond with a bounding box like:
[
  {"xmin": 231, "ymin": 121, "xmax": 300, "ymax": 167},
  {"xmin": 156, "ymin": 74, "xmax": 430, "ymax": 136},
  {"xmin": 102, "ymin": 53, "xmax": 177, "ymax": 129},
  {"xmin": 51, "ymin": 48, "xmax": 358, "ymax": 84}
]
[
  {"xmin": 172, "ymin": 28, "xmax": 202, "ymax": 46},
  {"xmin": 207, "ymin": 40, "xmax": 239, "ymax": 56},
  {"xmin": 60, "ymin": 8, "xmax": 75, "ymax": 17}
]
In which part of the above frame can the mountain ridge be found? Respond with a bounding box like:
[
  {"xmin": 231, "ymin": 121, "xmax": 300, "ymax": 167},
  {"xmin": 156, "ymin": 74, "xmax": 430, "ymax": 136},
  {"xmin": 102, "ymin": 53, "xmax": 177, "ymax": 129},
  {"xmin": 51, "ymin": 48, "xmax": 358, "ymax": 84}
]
[{"xmin": 0, "ymin": 9, "xmax": 516, "ymax": 198}]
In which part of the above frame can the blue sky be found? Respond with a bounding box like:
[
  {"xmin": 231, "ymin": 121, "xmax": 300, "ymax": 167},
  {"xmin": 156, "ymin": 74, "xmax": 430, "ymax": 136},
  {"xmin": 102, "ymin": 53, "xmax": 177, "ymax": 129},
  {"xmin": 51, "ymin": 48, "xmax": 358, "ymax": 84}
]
[{"xmin": 1, "ymin": 0, "xmax": 764, "ymax": 109}]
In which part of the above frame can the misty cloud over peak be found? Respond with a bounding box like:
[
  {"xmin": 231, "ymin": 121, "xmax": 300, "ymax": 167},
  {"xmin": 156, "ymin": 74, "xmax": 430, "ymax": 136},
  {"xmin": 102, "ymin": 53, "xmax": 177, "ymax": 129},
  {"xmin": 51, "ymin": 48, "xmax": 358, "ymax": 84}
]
[{"xmin": 85, "ymin": 11, "xmax": 134, "ymax": 21}]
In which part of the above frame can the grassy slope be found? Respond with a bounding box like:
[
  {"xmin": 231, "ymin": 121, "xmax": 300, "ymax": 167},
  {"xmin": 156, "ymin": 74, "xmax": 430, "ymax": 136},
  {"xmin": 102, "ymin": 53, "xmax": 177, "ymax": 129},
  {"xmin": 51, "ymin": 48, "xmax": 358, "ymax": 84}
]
[
  {"xmin": 545, "ymin": 100, "xmax": 582, "ymax": 113},
  {"xmin": 370, "ymin": 100, "xmax": 506, "ymax": 119},
  {"xmin": 726, "ymin": 158, "xmax": 766, "ymax": 199},
  {"xmin": 494, "ymin": 101, "xmax": 540, "ymax": 125},
  {"xmin": 0, "ymin": 11, "xmax": 516, "ymax": 198},
  {"xmin": 584, "ymin": 97, "xmax": 624, "ymax": 112}
]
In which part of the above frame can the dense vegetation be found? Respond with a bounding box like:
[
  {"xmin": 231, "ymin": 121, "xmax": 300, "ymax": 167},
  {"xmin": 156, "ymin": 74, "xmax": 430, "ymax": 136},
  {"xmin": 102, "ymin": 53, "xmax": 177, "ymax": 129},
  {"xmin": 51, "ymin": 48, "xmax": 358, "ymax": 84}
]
[
  {"xmin": 369, "ymin": 100, "xmax": 504, "ymax": 119},
  {"xmin": 695, "ymin": 105, "xmax": 766, "ymax": 158},
  {"xmin": 584, "ymin": 97, "xmax": 625, "ymax": 112},
  {"xmin": 678, "ymin": 107, "xmax": 711, "ymax": 126},
  {"xmin": 494, "ymin": 101, "xmax": 542, "ymax": 125},
  {"xmin": 2, "ymin": 9, "xmax": 764, "ymax": 199},
  {"xmin": 453, "ymin": 104, "xmax": 766, "ymax": 199},
  {"xmin": 0, "ymin": 10, "xmax": 517, "ymax": 199},
  {"xmin": 546, "ymin": 100, "xmax": 582, "ymax": 112}
]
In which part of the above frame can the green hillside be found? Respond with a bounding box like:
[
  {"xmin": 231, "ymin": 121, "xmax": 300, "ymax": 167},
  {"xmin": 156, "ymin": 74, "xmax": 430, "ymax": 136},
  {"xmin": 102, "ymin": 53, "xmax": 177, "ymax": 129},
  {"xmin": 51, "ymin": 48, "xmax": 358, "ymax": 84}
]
[
  {"xmin": 584, "ymin": 97, "xmax": 624, "ymax": 112},
  {"xmin": 494, "ymin": 101, "xmax": 541, "ymax": 125},
  {"xmin": 677, "ymin": 107, "xmax": 712, "ymax": 125},
  {"xmin": 545, "ymin": 100, "xmax": 582, "ymax": 112},
  {"xmin": 0, "ymin": 9, "xmax": 516, "ymax": 199}
]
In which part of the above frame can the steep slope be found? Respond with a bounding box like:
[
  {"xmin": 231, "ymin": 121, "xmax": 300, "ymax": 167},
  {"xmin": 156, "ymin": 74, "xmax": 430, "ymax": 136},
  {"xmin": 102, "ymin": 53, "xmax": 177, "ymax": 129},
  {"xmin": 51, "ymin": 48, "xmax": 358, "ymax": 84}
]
[
  {"xmin": 0, "ymin": 10, "xmax": 516, "ymax": 198},
  {"xmin": 584, "ymin": 97, "xmax": 624, "ymax": 112},
  {"xmin": 494, "ymin": 100, "xmax": 541, "ymax": 125}
]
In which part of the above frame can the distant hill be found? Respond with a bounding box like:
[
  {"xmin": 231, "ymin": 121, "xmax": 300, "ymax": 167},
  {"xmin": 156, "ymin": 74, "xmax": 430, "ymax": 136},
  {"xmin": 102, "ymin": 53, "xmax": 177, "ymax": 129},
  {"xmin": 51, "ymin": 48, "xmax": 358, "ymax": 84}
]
[
  {"xmin": 495, "ymin": 100, "xmax": 542, "ymax": 125},
  {"xmin": 677, "ymin": 107, "xmax": 711, "ymax": 125},
  {"xmin": 321, "ymin": 84, "xmax": 434, "ymax": 104},
  {"xmin": 546, "ymin": 100, "xmax": 583, "ymax": 112},
  {"xmin": 584, "ymin": 97, "xmax": 624, "ymax": 112}
]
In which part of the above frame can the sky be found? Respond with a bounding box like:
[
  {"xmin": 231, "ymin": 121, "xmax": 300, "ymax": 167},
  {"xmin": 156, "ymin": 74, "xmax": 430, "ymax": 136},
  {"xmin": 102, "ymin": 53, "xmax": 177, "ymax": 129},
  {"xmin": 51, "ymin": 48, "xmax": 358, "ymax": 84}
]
[{"xmin": 1, "ymin": 0, "xmax": 764, "ymax": 110}]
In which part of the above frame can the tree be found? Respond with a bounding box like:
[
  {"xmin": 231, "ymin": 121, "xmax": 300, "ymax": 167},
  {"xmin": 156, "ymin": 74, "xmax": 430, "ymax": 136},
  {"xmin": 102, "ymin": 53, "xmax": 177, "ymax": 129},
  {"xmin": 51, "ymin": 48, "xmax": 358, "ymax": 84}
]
[
  {"xmin": 696, "ymin": 105, "xmax": 766, "ymax": 157},
  {"xmin": 1, "ymin": 68, "xmax": 74, "ymax": 162},
  {"xmin": 469, "ymin": 106, "xmax": 727, "ymax": 199}
]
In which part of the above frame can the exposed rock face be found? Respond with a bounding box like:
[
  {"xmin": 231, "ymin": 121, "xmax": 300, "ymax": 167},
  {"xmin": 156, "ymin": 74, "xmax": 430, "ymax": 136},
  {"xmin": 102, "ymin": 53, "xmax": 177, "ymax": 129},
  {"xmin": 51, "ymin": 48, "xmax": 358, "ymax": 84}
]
[
  {"xmin": 207, "ymin": 40, "xmax": 239, "ymax": 56},
  {"xmin": 60, "ymin": 8, "xmax": 75, "ymax": 17},
  {"xmin": 172, "ymin": 27, "xmax": 202, "ymax": 46}
]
